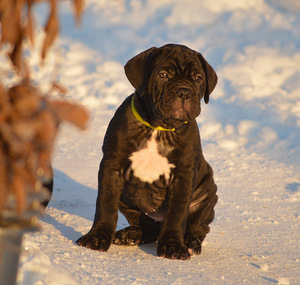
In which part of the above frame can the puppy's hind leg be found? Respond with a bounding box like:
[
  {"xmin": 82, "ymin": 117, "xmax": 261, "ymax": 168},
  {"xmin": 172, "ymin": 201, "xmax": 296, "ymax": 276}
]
[
  {"xmin": 114, "ymin": 201, "xmax": 161, "ymax": 246},
  {"xmin": 114, "ymin": 226, "xmax": 143, "ymax": 246},
  {"xmin": 114, "ymin": 214, "xmax": 161, "ymax": 245},
  {"xmin": 114, "ymin": 200, "xmax": 143, "ymax": 246}
]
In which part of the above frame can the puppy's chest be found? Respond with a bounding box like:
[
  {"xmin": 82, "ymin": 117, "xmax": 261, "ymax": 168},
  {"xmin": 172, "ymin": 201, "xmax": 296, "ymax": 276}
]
[{"xmin": 128, "ymin": 130, "xmax": 175, "ymax": 184}]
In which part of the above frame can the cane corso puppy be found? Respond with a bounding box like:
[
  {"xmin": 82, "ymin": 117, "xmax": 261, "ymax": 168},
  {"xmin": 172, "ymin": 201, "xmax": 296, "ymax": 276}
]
[{"xmin": 77, "ymin": 44, "xmax": 218, "ymax": 260}]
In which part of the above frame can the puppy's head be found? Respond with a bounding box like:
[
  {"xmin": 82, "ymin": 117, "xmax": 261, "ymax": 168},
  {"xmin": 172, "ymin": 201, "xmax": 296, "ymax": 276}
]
[{"xmin": 125, "ymin": 44, "xmax": 217, "ymax": 129}]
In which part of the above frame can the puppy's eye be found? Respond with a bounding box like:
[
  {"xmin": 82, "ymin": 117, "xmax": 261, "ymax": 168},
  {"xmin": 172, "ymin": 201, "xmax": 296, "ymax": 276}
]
[
  {"xmin": 158, "ymin": 71, "xmax": 168, "ymax": 79},
  {"xmin": 195, "ymin": 74, "xmax": 203, "ymax": 83}
]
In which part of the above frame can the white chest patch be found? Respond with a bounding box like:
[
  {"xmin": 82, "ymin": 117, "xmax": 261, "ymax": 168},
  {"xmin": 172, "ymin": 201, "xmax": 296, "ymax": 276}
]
[{"xmin": 129, "ymin": 131, "xmax": 175, "ymax": 183}]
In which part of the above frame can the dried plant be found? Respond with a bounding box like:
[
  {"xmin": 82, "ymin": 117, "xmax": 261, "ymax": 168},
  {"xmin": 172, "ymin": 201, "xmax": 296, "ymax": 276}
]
[
  {"xmin": 0, "ymin": 81, "xmax": 88, "ymax": 216},
  {"xmin": 0, "ymin": 0, "xmax": 87, "ymax": 221},
  {"xmin": 0, "ymin": 0, "xmax": 84, "ymax": 73}
]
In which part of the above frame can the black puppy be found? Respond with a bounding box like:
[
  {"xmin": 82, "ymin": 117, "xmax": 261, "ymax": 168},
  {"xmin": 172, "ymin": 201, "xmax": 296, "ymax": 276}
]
[{"xmin": 77, "ymin": 44, "xmax": 218, "ymax": 260}]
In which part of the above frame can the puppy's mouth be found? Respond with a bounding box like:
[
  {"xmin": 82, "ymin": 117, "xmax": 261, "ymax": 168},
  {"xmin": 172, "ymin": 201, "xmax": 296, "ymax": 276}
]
[
  {"xmin": 171, "ymin": 99, "xmax": 193, "ymax": 120},
  {"xmin": 154, "ymin": 103, "xmax": 199, "ymax": 129}
]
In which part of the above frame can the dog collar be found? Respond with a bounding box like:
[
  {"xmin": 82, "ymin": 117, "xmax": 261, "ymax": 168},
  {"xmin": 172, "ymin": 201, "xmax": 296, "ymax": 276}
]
[{"xmin": 131, "ymin": 95, "xmax": 187, "ymax": 132}]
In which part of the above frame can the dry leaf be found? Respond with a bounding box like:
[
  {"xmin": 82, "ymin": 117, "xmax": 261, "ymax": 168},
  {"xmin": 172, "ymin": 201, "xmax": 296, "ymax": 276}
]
[
  {"xmin": 26, "ymin": 0, "xmax": 35, "ymax": 46},
  {"xmin": 49, "ymin": 100, "xmax": 89, "ymax": 130},
  {"xmin": 0, "ymin": 83, "xmax": 11, "ymax": 122},
  {"xmin": 73, "ymin": 0, "xmax": 84, "ymax": 24},
  {"xmin": 50, "ymin": 82, "xmax": 68, "ymax": 95},
  {"xmin": 9, "ymin": 83, "xmax": 41, "ymax": 116},
  {"xmin": 35, "ymin": 110, "xmax": 57, "ymax": 148},
  {"xmin": 11, "ymin": 169, "xmax": 26, "ymax": 213},
  {"xmin": 37, "ymin": 150, "xmax": 53, "ymax": 179},
  {"xmin": 9, "ymin": 34, "xmax": 23, "ymax": 71},
  {"xmin": 41, "ymin": 0, "xmax": 59, "ymax": 61},
  {"xmin": 0, "ymin": 145, "xmax": 8, "ymax": 213},
  {"xmin": 0, "ymin": 0, "xmax": 20, "ymax": 45}
]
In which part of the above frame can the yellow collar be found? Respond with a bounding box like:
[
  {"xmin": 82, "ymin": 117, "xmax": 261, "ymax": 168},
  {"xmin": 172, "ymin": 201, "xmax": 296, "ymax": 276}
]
[{"xmin": 131, "ymin": 95, "xmax": 187, "ymax": 132}]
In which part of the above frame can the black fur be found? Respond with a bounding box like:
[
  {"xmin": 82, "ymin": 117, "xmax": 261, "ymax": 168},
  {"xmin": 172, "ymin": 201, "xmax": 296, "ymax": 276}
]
[{"xmin": 76, "ymin": 44, "xmax": 218, "ymax": 260}]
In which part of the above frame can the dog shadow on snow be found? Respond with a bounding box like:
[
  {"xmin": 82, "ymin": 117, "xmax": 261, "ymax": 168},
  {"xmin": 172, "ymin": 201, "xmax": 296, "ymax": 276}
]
[
  {"xmin": 40, "ymin": 169, "xmax": 158, "ymax": 256},
  {"xmin": 41, "ymin": 169, "xmax": 97, "ymax": 243}
]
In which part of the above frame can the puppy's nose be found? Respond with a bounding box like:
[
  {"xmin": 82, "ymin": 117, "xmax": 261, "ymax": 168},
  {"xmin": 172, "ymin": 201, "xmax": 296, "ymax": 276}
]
[{"xmin": 176, "ymin": 88, "xmax": 191, "ymax": 101}]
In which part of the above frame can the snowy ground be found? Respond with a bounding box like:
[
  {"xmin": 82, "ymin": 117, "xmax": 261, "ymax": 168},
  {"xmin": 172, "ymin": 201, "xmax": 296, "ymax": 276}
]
[{"xmin": 4, "ymin": 0, "xmax": 300, "ymax": 284}]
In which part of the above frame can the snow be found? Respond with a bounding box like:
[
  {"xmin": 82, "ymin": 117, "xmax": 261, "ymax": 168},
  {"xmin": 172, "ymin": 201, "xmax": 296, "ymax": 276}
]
[{"xmin": 2, "ymin": 0, "xmax": 298, "ymax": 284}]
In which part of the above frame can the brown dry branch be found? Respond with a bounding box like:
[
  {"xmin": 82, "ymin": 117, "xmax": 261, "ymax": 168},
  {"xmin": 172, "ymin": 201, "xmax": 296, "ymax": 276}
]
[
  {"xmin": 0, "ymin": 0, "xmax": 84, "ymax": 71},
  {"xmin": 41, "ymin": 0, "xmax": 59, "ymax": 61},
  {"xmin": 0, "ymin": 81, "xmax": 89, "ymax": 215},
  {"xmin": 73, "ymin": 0, "xmax": 84, "ymax": 24},
  {"xmin": 49, "ymin": 82, "xmax": 69, "ymax": 95},
  {"xmin": 25, "ymin": 0, "xmax": 35, "ymax": 47},
  {"xmin": 0, "ymin": 0, "xmax": 21, "ymax": 45},
  {"xmin": 0, "ymin": 0, "xmax": 87, "ymax": 218}
]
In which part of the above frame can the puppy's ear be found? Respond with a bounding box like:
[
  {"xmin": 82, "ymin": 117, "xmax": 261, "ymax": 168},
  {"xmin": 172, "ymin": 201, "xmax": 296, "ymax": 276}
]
[
  {"xmin": 197, "ymin": 53, "xmax": 218, "ymax": 104},
  {"xmin": 124, "ymin": 47, "xmax": 157, "ymax": 93}
]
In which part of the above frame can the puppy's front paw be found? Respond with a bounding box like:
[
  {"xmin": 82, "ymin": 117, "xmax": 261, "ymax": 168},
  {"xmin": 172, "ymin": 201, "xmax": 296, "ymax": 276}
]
[
  {"xmin": 113, "ymin": 226, "xmax": 142, "ymax": 246},
  {"xmin": 157, "ymin": 240, "xmax": 190, "ymax": 260},
  {"xmin": 76, "ymin": 231, "xmax": 112, "ymax": 252}
]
